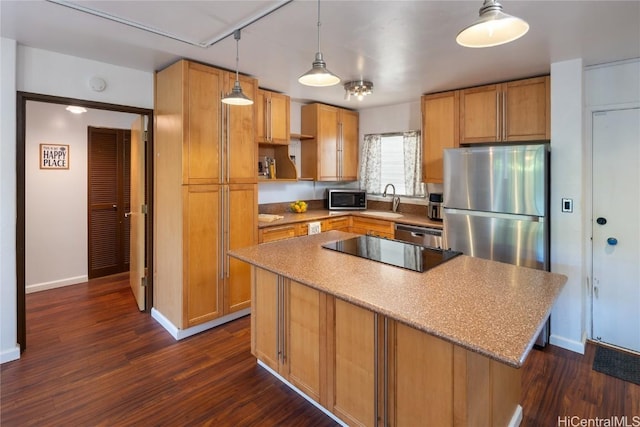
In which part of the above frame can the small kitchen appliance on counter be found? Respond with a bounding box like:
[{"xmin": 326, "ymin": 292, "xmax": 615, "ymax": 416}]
[
  {"xmin": 325, "ymin": 189, "xmax": 367, "ymax": 210},
  {"xmin": 426, "ymin": 183, "xmax": 444, "ymax": 221}
]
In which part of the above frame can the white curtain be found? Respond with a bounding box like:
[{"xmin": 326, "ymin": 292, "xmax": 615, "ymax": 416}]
[
  {"xmin": 403, "ymin": 131, "xmax": 424, "ymax": 197},
  {"xmin": 360, "ymin": 134, "xmax": 382, "ymax": 193}
]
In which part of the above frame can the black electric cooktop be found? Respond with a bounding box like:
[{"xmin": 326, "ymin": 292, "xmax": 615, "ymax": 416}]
[{"xmin": 322, "ymin": 235, "xmax": 462, "ymax": 273}]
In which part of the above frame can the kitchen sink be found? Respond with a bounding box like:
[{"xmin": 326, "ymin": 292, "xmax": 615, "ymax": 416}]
[{"xmin": 360, "ymin": 211, "xmax": 404, "ymax": 219}]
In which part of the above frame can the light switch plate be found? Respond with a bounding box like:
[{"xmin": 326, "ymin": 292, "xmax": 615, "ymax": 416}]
[{"xmin": 562, "ymin": 198, "xmax": 573, "ymax": 213}]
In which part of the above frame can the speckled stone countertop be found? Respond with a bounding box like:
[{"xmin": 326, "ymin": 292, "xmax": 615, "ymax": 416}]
[
  {"xmin": 228, "ymin": 231, "xmax": 567, "ymax": 368},
  {"xmin": 258, "ymin": 209, "xmax": 444, "ymax": 229}
]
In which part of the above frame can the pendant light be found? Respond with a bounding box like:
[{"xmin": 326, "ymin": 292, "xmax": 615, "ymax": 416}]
[
  {"xmin": 456, "ymin": 0, "xmax": 529, "ymax": 48},
  {"xmin": 222, "ymin": 29, "xmax": 253, "ymax": 106},
  {"xmin": 298, "ymin": 0, "xmax": 340, "ymax": 87}
]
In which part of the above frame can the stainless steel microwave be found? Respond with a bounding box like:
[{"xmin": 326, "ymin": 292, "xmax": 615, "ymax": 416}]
[{"xmin": 326, "ymin": 189, "xmax": 367, "ymax": 210}]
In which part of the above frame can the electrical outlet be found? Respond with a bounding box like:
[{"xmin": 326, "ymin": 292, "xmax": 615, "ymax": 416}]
[{"xmin": 562, "ymin": 198, "xmax": 573, "ymax": 213}]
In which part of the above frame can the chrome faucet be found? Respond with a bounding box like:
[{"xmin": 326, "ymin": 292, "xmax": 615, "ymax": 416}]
[{"xmin": 382, "ymin": 183, "xmax": 401, "ymax": 212}]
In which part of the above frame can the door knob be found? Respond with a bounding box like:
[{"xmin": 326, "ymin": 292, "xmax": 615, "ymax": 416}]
[
  {"xmin": 607, "ymin": 237, "xmax": 618, "ymax": 246},
  {"xmin": 596, "ymin": 217, "xmax": 607, "ymax": 225},
  {"xmin": 125, "ymin": 212, "xmax": 132, "ymax": 218}
]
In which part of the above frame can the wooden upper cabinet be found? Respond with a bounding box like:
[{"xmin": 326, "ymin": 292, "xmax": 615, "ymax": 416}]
[
  {"xmin": 503, "ymin": 76, "xmax": 550, "ymax": 141},
  {"xmin": 301, "ymin": 103, "xmax": 359, "ymax": 181},
  {"xmin": 460, "ymin": 75, "xmax": 550, "ymax": 144},
  {"xmin": 256, "ymin": 89, "xmax": 290, "ymax": 145},
  {"xmin": 224, "ymin": 73, "xmax": 258, "ymax": 184},
  {"xmin": 421, "ymin": 91, "xmax": 460, "ymax": 183},
  {"xmin": 155, "ymin": 60, "xmax": 258, "ymax": 184}
]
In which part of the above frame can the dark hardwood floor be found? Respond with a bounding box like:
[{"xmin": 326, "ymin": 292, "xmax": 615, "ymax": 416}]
[{"xmin": 1, "ymin": 273, "xmax": 638, "ymax": 426}]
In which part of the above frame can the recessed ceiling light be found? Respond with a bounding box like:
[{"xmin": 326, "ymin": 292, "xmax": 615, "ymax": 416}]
[{"xmin": 65, "ymin": 106, "xmax": 88, "ymax": 114}]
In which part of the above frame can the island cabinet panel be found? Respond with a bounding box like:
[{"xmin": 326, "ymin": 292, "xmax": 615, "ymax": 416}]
[
  {"xmin": 460, "ymin": 76, "xmax": 550, "ymax": 144},
  {"xmin": 301, "ymin": 103, "xmax": 359, "ymax": 181},
  {"xmin": 331, "ymin": 299, "xmax": 377, "ymax": 427},
  {"xmin": 422, "ymin": 90, "xmax": 460, "ymax": 184},
  {"xmin": 388, "ymin": 322, "xmax": 453, "ymax": 426},
  {"xmin": 251, "ymin": 267, "xmax": 326, "ymax": 402}
]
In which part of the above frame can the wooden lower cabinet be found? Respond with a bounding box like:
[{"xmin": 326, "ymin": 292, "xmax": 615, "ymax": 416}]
[
  {"xmin": 251, "ymin": 267, "xmax": 326, "ymax": 402},
  {"xmin": 331, "ymin": 299, "xmax": 377, "ymax": 426},
  {"xmin": 251, "ymin": 267, "xmax": 522, "ymax": 426},
  {"xmin": 350, "ymin": 216, "xmax": 394, "ymax": 239}
]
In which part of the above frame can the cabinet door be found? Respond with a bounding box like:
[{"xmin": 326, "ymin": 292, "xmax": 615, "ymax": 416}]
[
  {"xmin": 459, "ymin": 84, "xmax": 500, "ymax": 144},
  {"xmin": 269, "ymin": 92, "xmax": 291, "ymax": 144},
  {"xmin": 331, "ymin": 299, "xmax": 376, "ymax": 427},
  {"xmin": 350, "ymin": 217, "xmax": 394, "ymax": 238},
  {"xmin": 340, "ymin": 109, "xmax": 359, "ymax": 181},
  {"xmin": 255, "ymin": 89, "xmax": 268, "ymax": 144},
  {"xmin": 184, "ymin": 185, "xmax": 222, "ymax": 327},
  {"xmin": 251, "ymin": 267, "xmax": 280, "ymax": 371},
  {"xmin": 185, "ymin": 62, "xmax": 224, "ymax": 184},
  {"xmin": 422, "ymin": 91, "xmax": 459, "ymax": 184},
  {"xmin": 503, "ymin": 76, "xmax": 550, "ymax": 141},
  {"xmin": 317, "ymin": 104, "xmax": 340, "ymax": 181},
  {"xmin": 225, "ymin": 73, "xmax": 258, "ymax": 183},
  {"xmin": 259, "ymin": 225, "xmax": 297, "ymax": 243},
  {"xmin": 390, "ymin": 322, "xmax": 454, "ymax": 426},
  {"xmin": 286, "ymin": 280, "xmax": 325, "ymax": 403},
  {"xmin": 224, "ymin": 184, "xmax": 257, "ymax": 313}
]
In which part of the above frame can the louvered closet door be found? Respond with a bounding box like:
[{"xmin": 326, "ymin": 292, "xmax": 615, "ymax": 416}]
[{"xmin": 88, "ymin": 127, "xmax": 131, "ymax": 279}]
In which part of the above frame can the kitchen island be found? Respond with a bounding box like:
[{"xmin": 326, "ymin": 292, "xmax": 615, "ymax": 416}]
[{"xmin": 228, "ymin": 231, "xmax": 567, "ymax": 427}]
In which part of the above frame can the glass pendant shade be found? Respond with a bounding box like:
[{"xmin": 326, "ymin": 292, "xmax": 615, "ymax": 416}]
[
  {"xmin": 222, "ymin": 29, "xmax": 253, "ymax": 106},
  {"xmin": 456, "ymin": 0, "xmax": 529, "ymax": 48}
]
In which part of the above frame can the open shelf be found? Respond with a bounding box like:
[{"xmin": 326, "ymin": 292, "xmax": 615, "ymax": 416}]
[
  {"xmin": 258, "ymin": 143, "xmax": 298, "ymax": 180},
  {"xmin": 291, "ymin": 133, "xmax": 313, "ymax": 140}
]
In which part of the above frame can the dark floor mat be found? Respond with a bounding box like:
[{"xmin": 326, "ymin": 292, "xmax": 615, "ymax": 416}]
[{"xmin": 592, "ymin": 345, "xmax": 640, "ymax": 385}]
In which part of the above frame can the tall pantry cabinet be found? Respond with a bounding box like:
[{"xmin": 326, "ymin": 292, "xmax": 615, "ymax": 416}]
[{"xmin": 154, "ymin": 59, "xmax": 258, "ymax": 329}]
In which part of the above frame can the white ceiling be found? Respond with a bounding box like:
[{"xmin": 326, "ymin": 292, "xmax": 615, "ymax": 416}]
[{"xmin": 2, "ymin": 0, "xmax": 639, "ymax": 109}]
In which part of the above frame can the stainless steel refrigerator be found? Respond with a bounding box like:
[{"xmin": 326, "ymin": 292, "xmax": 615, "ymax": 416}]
[{"xmin": 443, "ymin": 144, "xmax": 550, "ymax": 345}]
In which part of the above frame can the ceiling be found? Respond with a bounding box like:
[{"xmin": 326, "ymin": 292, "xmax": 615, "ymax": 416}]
[{"xmin": 2, "ymin": 0, "xmax": 639, "ymax": 109}]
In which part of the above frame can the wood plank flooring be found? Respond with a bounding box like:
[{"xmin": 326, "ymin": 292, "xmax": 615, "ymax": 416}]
[{"xmin": 2, "ymin": 273, "xmax": 638, "ymax": 426}]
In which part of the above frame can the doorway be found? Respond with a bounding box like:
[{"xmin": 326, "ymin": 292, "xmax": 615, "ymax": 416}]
[
  {"xmin": 591, "ymin": 107, "xmax": 640, "ymax": 353},
  {"xmin": 88, "ymin": 127, "xmax": 131, "ymax": 279},
  {"xmin": 16, "ymin": 92, "xmax": 154, "ymax": 353}
]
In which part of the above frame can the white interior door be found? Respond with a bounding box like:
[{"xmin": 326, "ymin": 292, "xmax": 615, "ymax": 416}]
[
  {"xmin": 129, "ymin": 115, "xmax": 146, "ymax": 311},
  {"xmin": 592, "ymin": 108, "xmax": 640, "ymax": 352}
]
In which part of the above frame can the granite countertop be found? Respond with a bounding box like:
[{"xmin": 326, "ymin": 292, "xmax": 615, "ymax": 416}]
[
  {"xmin": 228, "ymin": 231, "xmax": 567, "ymax": 368},
  {"xmin": 258, "ymin": 209, "xmax": 444, "ymax": 229}
]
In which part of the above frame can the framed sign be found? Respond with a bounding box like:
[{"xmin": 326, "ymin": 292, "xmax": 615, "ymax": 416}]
[{"xmin": 40, "ymin": 144, "xmax": 70, "ymax": 169}]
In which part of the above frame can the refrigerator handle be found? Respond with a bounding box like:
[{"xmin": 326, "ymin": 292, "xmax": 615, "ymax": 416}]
[{"xmin": 444, "ymin": 208, "xmax": 545, "ymax": 222}]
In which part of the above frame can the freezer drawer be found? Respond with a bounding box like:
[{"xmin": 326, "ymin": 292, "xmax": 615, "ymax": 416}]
[{"xmin": 443, "ymin": 209, "xmax": 548, "ymax": 271}]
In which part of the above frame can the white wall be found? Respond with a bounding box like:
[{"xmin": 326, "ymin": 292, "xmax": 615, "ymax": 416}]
[
  {"xmin": 358, "ymin": 101, "xmax": 421, "ymax": 135},
  {"xmin": 0, "ymin": 40, "xmax": 154, "ymax": 363},
  {"xmin": 549, "ymin": 59, "xmax": 586, "ymax": 353},
  {"xmin": 1, "ymin": 38, "xmax": 20, "ymax": 364},
  {"xmin": 25, "ymin": 102, "xmax": 138, "ymax": 292}
]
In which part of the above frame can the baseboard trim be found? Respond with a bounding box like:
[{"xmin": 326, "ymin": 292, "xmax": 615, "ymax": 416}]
[
  {"xmin": 0, "ymin": 344, "xmax": 21, "ymax": 364},
  {"xmin": 151, "ymin": 308, "xmax": 251, "ymax": 340},
  {"xmin": 508, "ymin": 404, "xmax": 523, "ymax": 427},
  {"xmin": 257, "ymin": 359, "xmax": 348, "ymax": 427},
  {"xmin": 26, "ymin": 275, "xmax": 88, "ymax": 294},
  {"xmin": 549, "ymin": 334, "xmax": 586, "ymax": 354}
]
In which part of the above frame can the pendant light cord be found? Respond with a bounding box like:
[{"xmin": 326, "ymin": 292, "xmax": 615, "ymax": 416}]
[
  {"xmin": 234, "ymin": 29, "xmax": 241, "ymax": 82},
  {"xmin": 316, "ymin": 0, "xmax": 321, "ymax": 53}
]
